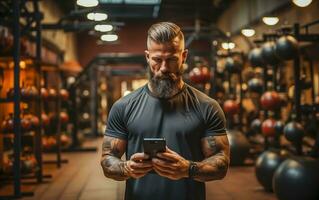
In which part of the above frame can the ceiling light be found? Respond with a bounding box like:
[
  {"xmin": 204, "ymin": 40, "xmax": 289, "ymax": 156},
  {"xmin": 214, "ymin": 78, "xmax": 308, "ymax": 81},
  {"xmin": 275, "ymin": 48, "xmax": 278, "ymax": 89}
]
[
  {"xmin": 241, "ymin": 28, "xmax": 255, "ymax": 37},
  {"xmin": 101, "ymin": 34, "xmax": 118, "ymax": 42},
  {"xmin": 77, "ymin": 0, "xmax": 99, "ymax": 7},
  {"xmin": 95, "ymin": 24, "xmax": 113, "ymax": 32},
  {"xmin": 221, "ymin": 42, "xmax": 235, "ymax": 50},
  {"xmin": 262, "ymin": 17, "xmax": 279, "ymax": 25},
  {"xmin": 87, "ymin": 12, "xmax": 108, "ymax": 21},
  {"xmin": 292, "ymin": 0, "xmax": 312, "ymax": 7}
]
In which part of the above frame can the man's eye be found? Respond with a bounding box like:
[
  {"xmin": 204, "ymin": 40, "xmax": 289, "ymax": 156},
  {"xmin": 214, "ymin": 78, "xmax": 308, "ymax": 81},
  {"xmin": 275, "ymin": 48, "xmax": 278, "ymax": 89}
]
[
  {"xmin": 168, "ymin": 58, "xmax": 178, "ymax": 62},
  {"xmin": 154, "ymin": 58, "xmax": 162, "ymax": 63}
]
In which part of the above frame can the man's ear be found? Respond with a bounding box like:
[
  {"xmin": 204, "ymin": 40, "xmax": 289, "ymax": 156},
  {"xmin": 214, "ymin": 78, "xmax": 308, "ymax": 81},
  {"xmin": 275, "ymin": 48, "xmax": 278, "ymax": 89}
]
[
  {"xmin": 145, "ymin": 50, "xmax": 150, "ymax": 63},
  {"xmin": 182, "ymin": 49, "xmax": 188, "ymax": 63}
]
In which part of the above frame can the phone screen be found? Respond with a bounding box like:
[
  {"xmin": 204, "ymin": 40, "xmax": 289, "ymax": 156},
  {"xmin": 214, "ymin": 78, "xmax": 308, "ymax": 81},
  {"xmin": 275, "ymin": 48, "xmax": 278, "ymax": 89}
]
[{"xmin": 143, "ymin": 138, "xmax": 166, "ymax": 158}]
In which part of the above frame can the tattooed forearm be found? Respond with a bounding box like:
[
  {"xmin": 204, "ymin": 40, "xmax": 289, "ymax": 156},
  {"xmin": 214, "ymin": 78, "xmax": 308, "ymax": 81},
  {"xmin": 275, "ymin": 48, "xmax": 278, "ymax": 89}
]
[
  {"xmin": 100, "ymin": 136, "xmax": 129, "ymax": 181},
  {"xmin": 192, "ymin": 135, "xmax": 230, "ymax": 182}
]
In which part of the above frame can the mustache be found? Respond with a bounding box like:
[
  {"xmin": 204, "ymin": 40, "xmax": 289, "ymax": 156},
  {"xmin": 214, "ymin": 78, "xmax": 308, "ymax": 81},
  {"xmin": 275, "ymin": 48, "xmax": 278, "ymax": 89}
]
[{"xmin": 156, "ymin": 71, "xmax": 182, "ymax": 79}]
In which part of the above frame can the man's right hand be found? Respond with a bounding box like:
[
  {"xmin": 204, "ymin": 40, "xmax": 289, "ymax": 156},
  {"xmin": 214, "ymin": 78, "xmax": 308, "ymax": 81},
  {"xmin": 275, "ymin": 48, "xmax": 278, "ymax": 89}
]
[{"xmin": 124, "ymin": 153, "xmax": 153, "ymax": 179}]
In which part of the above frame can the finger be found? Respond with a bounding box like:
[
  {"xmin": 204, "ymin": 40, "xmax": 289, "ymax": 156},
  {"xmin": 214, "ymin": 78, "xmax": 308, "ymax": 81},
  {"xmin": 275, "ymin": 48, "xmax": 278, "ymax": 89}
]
[
  {"xmin": 130, "ymin": 162, "xmax": 153, "ymax": 169},
  {"xmin": 130, "ymin": 167, "xmax": 153, "ymax": 174},
  {"xmin": 165, "ymin": 146, "xmax": 179, "ymax": 155},
  {"xmin": 152, "ymin": 158, "xmax": 178, "ymax": 170},
  {"xmin": 131, "ymin": 153, "xmax": 150, "ymax": 161},
  {"xmin": 153, "ymin": 164, "xmax": 175, "ymax": 176},
  {"xmin": 153, "ymin": 167, "xmax": 180, "ymax": 181},
  {"xmin": 156, "ymin": 152, "xmax": 179, "ymax": 162},
  {"xmin": 152, "ymin": 158, "xmax": 177, "ymax": 170}
]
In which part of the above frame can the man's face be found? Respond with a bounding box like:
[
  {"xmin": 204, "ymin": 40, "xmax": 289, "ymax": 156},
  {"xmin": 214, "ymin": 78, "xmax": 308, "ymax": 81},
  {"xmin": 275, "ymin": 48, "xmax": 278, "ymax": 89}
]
[{"xmin": 145, "ymin": 37, "xmax": 188, "ymax": 98}]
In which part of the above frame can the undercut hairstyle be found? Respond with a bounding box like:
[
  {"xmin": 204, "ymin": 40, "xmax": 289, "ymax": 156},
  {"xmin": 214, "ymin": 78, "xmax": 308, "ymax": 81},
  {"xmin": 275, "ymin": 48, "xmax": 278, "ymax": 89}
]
[{"xmin": 147, "ymin": 22, "xmax": 184, "ymax": 49}]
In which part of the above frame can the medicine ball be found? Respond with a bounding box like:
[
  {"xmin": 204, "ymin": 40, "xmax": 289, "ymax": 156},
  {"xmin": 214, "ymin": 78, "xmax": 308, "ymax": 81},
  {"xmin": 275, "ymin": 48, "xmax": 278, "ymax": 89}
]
[
  {"xmin": 261, "ymin": 42, "xmax": 281, "ymax": 65},
  {"xmin": 260, "ymin": 91, "xmax": 281, "ymax": 110},
  {"xmin": 227, "ymin": 130, "xmax": 250, "ymax": 166},
  {"xmin": 273, "ymin": 157, "xmax": 319, "ymax": 200},
  {"xmin": 225, "ymin": 57, "xmax": 241, "ymax": 73},
  {"xmin": 283, "ymin": 121, "xmax": 304, "ymax": 143},
  {"xmin": 262, "ymin": 119, "xmax": 276, "ymax": 137},
  {"xmin": 275, "ymin": 35, "xmax": 299, "ymax": 60},
  {"xmin": 223, "ymin": 100, "xmax": 240, "ymax": 116},
  {"xmin": 248, "ymin": 48, "xmax": 265, "ymax": 67},
  {"xmin": 255, "ymin": 149, "xmax": 289, "ymax": 191},
  {"xmin": 274, "ymin": 121, "xmax": 284, "ymax": 135},
  {"xmin": 250, "ymin": 118, "xmax": 262, "ymax": 134},
  {"xmin": 248, "ymin": 78, "xmax": 263, "ymax": 93}
]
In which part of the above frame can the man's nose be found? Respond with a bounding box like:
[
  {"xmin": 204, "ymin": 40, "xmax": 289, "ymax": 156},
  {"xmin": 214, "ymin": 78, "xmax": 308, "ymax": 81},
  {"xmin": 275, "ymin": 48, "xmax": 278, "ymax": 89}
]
[{"xmin": 159, "ymin": 61, "xmax": 169, "ymax": 73}]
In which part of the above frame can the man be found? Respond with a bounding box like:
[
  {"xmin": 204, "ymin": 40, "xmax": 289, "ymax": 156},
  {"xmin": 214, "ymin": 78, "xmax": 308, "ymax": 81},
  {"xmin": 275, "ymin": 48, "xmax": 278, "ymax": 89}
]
[{"xmin": 101, "ymin": 22, "xmax": 230, "ymax": 200}]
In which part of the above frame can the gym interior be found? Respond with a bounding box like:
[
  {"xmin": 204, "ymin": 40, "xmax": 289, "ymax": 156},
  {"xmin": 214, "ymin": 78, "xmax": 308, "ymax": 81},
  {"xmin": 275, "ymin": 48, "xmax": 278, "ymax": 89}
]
[{"xmin": 0, "ymin": 0, "xmax": 319, "ymax": 199}]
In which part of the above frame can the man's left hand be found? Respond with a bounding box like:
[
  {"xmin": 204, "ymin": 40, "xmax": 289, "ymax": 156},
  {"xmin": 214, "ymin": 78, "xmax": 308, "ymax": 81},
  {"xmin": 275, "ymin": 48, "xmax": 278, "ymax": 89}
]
[{"xmin": 152, "ymin": 146, "xmax": 189, "ymax": 180}]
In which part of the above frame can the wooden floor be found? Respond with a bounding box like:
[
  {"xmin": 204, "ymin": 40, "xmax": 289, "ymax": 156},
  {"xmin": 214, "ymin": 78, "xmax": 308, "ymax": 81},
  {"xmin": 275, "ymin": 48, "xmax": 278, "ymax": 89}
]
[{"xmin": 1, "ymin": 138, "xmax": 276, "ymax": 200}]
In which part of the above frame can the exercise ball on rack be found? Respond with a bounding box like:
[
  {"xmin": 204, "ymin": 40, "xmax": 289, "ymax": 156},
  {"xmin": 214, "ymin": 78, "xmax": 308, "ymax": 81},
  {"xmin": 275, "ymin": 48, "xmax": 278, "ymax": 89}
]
[
  {"xmin": 250, "ymin": 118, "xmax": 262, "ymax": 134},
  {"xmin": 275, "ymin": 35, "xmax": 299, "ymax": 60},
  {"xmin": 283, "ymin": 121, "xmax": 304, "ymax": 143},
  {"xmin": 260, "ymin": 91, "xmax": 281, "ymax": 110},
  {"xmin": 248, "ymin": 48, "xmax": 265, "ymax": 67},
  {"xmin": 261, "ymin": 41, "xmax": 281, "ymax": 65},
  {"xmin": 225, "ymin": 57, "xmax": 241, "ymax": 73},
  {"xmin": 273, "ymin": 157, "xmax": 319, "ymax": 200},
  {"xmin": 274, "ymin": 121, "xmax": 285, "ymax": 135},
  {"xmin": 227, "ymin": 130, "xmax": 251, "ymax": 166},
  {"xmin": 262, "ymin": 119, "xmax": 276, "ymax": 137},
  {"xmin": 248, "ymin": 78, "xmax": 263, "ymax": 93},
  {"xmin": 223, "ymin": 100, "xmax": 240, "ymax": 116}
]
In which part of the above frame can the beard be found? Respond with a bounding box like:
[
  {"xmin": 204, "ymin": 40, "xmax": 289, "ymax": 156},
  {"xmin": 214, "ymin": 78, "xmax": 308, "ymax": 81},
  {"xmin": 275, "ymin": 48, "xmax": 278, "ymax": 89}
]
[{"xmin": 148, "ymin": 67, "xmax": 183, "ymax": 98}]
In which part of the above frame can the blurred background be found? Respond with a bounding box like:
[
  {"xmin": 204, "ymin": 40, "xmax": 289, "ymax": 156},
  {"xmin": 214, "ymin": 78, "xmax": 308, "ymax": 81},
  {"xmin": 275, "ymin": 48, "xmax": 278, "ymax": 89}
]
[{"xmin": 0, "ymin": 0, "xmax": 319, "ymax": 199}]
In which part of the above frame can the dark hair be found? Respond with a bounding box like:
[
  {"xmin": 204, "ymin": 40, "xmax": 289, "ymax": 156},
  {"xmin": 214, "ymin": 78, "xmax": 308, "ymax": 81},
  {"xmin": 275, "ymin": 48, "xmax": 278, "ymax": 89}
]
[{"xmin": 147, "ymin": 22, "xmax": 184, "ymax": 48}]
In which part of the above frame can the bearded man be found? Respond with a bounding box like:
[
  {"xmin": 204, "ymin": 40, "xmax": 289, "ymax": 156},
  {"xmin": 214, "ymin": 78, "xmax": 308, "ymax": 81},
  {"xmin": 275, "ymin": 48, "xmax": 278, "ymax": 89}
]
[{"xmin": 100, "ymin": 22, "xmax": 230, "ymax": 200}]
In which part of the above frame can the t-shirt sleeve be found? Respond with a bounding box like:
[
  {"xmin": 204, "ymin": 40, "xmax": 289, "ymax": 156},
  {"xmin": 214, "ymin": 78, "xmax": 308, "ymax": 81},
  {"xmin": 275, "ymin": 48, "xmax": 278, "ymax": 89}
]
[
  {"xmin": 202, "ymin": 99, "xmax": 227, "ymax": 137},
  {"xmin": 105, "ymin": 100, "xmax": 128, "ymax": 140}
]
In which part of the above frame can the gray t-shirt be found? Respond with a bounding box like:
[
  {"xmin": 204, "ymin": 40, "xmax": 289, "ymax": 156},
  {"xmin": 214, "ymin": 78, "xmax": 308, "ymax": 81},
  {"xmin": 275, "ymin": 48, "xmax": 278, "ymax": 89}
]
[{"xmin": 105, "ymin": 83, "xmax": 226, "ymax": 200}]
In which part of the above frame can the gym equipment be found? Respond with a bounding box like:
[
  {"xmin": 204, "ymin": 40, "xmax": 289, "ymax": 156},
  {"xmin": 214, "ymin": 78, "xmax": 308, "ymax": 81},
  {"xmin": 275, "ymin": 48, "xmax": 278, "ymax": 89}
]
[
  {"xmin": 225, "ymin": 57, "xmax": 241, "ymax": 73},
  {"xmin": 27, "ymin": 86, "xmax": 38, "ymax": 99},
  {"xmin": 250, "ymin": 118, "xmax": 262, "ymax": 134},
  {"xmin": 274, "ymin": 121, "xmax": 284, "ymax": 134},
  {"xmin": 255, "ymin": 149, "xmax": 289, "ymax": 191},
  {"xmin": 275, "ymin": 35, "xmax": 299, "ymax": 60},
  {"xmin": 48, "ymin": 88, "xmax": 57, "ymax": 99},
  {"xmin": 41, "ymin": 88, "xmax": 49, "ymax": 99},
  {"xmin": 21, "ymin": 116, "xmax": 31, "ymax": 131},
  {"xmin": 260, "ymin": 91, "xmax": 281, "ymax": 110},
  {"xmin": 248, "ymin": 48, "xmax": 264, "ymax": 67},
  {"xmin": 273, "ymin": 157, "xmax": 319, "ymax": 200},
  {"xmin": 248, "ymin": 78, "xmax": 263, "ymax": 93},
  {"xmin": 59, "ymin": 89, "xmax": 69, "ymax": 101},
  {"xmin": 189, "ymin": 66, "xmax": 211, "ymax": 84},
  {"xmin": 261, "ymin": 42, "xmax": 281, "ymax": 65},
  {"xmin": 283, "ymin": 121, "xmax": 304, "ymax": 143},
  {"xmin": 1, "ymin": 114, "xmax": 14, "ymax": 133},
  {"xmin": 41, "ymin": 113, "xmax": 50, "ymax": 127},
  {"xmin": 59, "ymin": 112, "xmax": 69, "ymax": 124},
  {"xmin": 261, "ymin": 119, "xmax": 276, "ymax": 137},
  {"xmin": 227, "ymin": 130, "xmax": 250, "ymax": 166},
  {"xmin": 223, "ymin": 100, "xmax": 240, "ymax": 116}
]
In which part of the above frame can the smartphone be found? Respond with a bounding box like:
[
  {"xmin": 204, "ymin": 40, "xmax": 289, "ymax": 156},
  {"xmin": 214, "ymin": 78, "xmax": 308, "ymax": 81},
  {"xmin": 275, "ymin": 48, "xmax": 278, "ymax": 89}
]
[{"xmin": 143, "ymin": 138, "xmax": 166, "ymax": 158}]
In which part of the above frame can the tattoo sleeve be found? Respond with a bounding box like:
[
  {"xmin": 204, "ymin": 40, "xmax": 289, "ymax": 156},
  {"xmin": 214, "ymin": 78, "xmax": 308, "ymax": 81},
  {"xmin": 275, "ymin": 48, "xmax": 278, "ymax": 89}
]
[
  {"xmin": 100, "ymin": 136, "xmax": 128, "ymax": 181},
  {"xmin": 193, "ymin": 135, "xmax": 230, "ymax": 182}
]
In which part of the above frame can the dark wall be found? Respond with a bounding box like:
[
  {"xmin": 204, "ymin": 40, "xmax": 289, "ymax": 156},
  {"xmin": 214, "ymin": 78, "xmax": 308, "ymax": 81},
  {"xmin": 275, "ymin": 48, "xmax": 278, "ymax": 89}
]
[
  {"xmin": 77, "ymin": 21, "xmax": 212, "ymax": 67},
  {"xmin": 77, "ymin": 22, "xmax": 151, "ymax": 67}
]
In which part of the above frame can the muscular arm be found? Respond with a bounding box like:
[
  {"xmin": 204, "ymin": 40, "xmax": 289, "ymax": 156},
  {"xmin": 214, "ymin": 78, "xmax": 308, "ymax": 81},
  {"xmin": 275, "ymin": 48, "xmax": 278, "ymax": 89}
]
[
  {"xmin": 100, "ymin": 136, "xmax": 128, "ymax": 181},
  {"xmin": 193, "ymin": 135, "xmax": 230, "ymax": 182}
]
